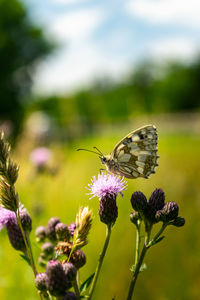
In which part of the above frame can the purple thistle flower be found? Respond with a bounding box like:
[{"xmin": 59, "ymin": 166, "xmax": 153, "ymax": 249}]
[
  {"xmin": 68, "ymin": 222, "xmax": 76, "ymax": 236},
  {"xmin": 87, "ymin": 173, "xmax": 127, "ymax": 200},
  {"xmin": 0, "ymin": 205, "xmax": 28, "ymax": 230},
  {"xmin": 30, "ymin": 147, "xmax": 52, "ymax": 168},
  {"xmin": 0, "ymin": 207, "xmax": 16, "ymax": 230}
]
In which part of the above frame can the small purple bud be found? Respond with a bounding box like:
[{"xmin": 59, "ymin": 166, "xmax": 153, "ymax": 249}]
[
  {"xmin": 148, "ymin": 189, "xmax": 165, "ymax": 211},
  {"xmin": 63, "ymin": 262, "xmax": 77, "ymax": 282},
  {"xmin": 35, "ymin": 272, "xmax": 48, "ymax": 292},
  {"xmin": 46, "ymin": 260, "xmax": 68, "ymax": 296},
  {"xmin": 130, "ymin": 211, "xmax": 140, "ymax": 225},
  {"xmin": 46, "ymin": 217, "xmax": 60, "ymax": 241},
  {"xmin": 68, "ymin": 222, "xmax": 76, "ymax": 236},
  {"xmin": 145, "ymin": 189, "xmax": 165, "ymax": 223},
  {"xmin": 55, "ymin": 222, "xmax": 70, "ymax": 241},
  {"xmin": 99, "ymin": 195, "xmax": 118, "ymax": 226},
  {"xmin": 42, "ymin": 242, "xmax": 54, "ymax": 256},
  {"xmin": 6, "ymin": 219, "xmax": 26, "ymax": 252},
  {"xmin": 171, "ymin": 216, "xmax": 185, "ymax": 227},
  {"xmin": 35, "ymin": 226, "xmax": 46, "ymax": 242},
  {"xmin": 131, "ymin": 191, "xmax": 147, "ymax": 212},
  {"xmin": 70, "ymin": 249, "xmax": 86, "ymax": 269},
  {"xmin": 20, "ymin": 211, "xmax": 32, "ymax": 233},
  {"xmin": 162, "ymin": 202, "xmax": 179, "ymax": 221},
  {"xmin": 62, "ymin": 292, "xmax": 78, "ymax": 300}
]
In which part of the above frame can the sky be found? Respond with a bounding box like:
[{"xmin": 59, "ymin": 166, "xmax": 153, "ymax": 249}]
[{"xmin": 24, "ymin": 0, "xmax": 200, "ymax": 94}]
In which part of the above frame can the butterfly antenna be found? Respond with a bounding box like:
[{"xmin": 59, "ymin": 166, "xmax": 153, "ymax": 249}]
[
  {"xmin": 93, "ymin": 147, "xmax": 104, "ymax": 156},
  {"xmin": 77, "ymin": 148, "xmax": 101, "ymax": 156}
]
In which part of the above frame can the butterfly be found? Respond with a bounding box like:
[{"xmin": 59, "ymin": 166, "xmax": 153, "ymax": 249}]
[{"xmin": 77, "ymin": 125, "xmax": 159, "ymax": 179}]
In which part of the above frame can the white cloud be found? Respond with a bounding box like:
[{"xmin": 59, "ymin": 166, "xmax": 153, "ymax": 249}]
[
  {"xmin": 149, "ymin": 37, "xmax": 198, "ymax": 60},
  {"xmin": 33, "ymin": 40, "xmax": 129, "ymax": 94},
  {"xmin": 48, "ymin": 8, "xmax": 104, "ymax": 42},
  {"xmin": 127, "ymin": 0, "xmax": 200, "ymax": 29}
]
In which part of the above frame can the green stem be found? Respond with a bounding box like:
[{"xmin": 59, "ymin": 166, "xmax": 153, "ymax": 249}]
[
  {"xmin": 16, "ymin": 209, "xmax": 42, "ymax": 300},
  {"xmin": 127, "ymin": 231, "xmax": 151, "ymax": 300},
  {"xmin": 88, "ymin": 225, "xmax": 112, "ymax": 300},
  {"xmin": 134, "ymin": 221, "xmax": 141, "ymax": 265}
]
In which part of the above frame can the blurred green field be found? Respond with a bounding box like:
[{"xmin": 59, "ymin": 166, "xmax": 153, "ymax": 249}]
[{"xmin": 0, "ymin": 126, "xmax": 200, "ymax": 300}]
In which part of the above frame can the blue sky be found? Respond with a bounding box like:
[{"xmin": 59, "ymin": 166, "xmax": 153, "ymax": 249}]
[{"xmin": 24, "ymin": 0, "xmax": 200, "ymax": 94}]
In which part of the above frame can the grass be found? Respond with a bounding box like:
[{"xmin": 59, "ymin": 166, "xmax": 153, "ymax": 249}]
[{"xmin": 0, "ymin": 128, "xmax": 200, "ymax": 300}]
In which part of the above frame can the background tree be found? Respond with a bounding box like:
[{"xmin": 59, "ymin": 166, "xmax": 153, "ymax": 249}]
[{"xmin": 0, "ymin": 0, "xmax": 53, "ymax": 140}]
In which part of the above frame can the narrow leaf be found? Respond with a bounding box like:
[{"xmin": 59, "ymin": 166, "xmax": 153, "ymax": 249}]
[{"xmin": 80, "ymin": 273, "xmax": 95, "ymax": 293}]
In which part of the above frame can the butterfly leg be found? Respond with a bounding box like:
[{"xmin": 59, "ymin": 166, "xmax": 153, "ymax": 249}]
[{"xmin": 99, "ymin": 168, "xmax": 106, "ymax": 174}]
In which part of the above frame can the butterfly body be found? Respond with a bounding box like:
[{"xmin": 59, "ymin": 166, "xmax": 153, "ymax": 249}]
[
  {"xmin": 100, "ymin": 125, "xmax": 159, "ymax": 179},
  {"xmin": 78, "ymin": 124, "xmax": 159, "ymax": 179}
]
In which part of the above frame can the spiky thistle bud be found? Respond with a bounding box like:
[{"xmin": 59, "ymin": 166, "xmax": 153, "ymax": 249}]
[
  {"xmin": 6, "ymin": 218, "xmax": 26, "ymax": 252},
  {"xmin": 46, "ymin": 260, "xmax": 68, "ymax": 296},
  {"xmin": 156, "ymin": 202, "xmax": 179, "ymax": 222},
  {"xmin": 46, "ymin": 217, "xmax": 60, "ymax": 241},
  {"xmin": 55, "ymin": 222, "xmax": 70, "ymax": 241},
  {"xmin": 35, "ymin": 272, "xmax": 48, "ymax": 292},
  {"xmin": 62, "ymin": 292, "xmax": 78, "ymax": 300},
  {"xmin": 42, "ymin": 242, "xmax": 54, "ymax": 256},
  {"xmin": 131, "ymin": 191, "xmax": 147, "ymax": 213},
  {"xmin": 148, "ymin": 189, "xmax": 165, "ymax": 211},
  {"xmin": 70, "ymin": 249, "xmax": 86, "ymax": 269},
  {"xmin": 35, "ymin": 226, "xmax": 46, "ymax": 242},
  {"xmin": 20, "ymin": 210, "xmax": 32, "ymax": 233},
  {"xmin": 62, "ymin": 262, "xmax": 77, "ymax": 282},
  {"xmin": 146, "ymin": 189, "xmax": 165, "ymax": 222}
]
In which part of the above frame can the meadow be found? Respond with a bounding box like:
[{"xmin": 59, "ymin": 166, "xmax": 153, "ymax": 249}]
[{"xmin": 0, "ymin": 120, "xmax": 200, "ymax": 300}]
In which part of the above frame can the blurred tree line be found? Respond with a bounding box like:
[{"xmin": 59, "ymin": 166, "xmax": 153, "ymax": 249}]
[
  {"xmin": 29, "ymin": 58, "xmax": 200, "ymax": 140},
  {"xmin": 0, "ymin": 0, "xmax": 53, "ymax": 140}
]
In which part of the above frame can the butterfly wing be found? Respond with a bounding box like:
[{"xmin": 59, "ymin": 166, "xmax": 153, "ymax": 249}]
[{"xmin": 111, "ymin": 125, "xmax": 159, "ymax": 179}]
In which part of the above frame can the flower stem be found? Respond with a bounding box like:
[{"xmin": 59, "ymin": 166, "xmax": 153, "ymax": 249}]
[
  {"xmin": 127, "ymin": 231, "xmax": 151, "ymax": 300},
  {"xmin": 88, "ymin": 225, "xmax": 112, "ymax": 300},
  {"xmin": 16, "ymin": 208, "xmax": 42, "ymax": 300},
  {"xmin": 134, "ymin": 221, "xmax": 141, "ymax": 265}
]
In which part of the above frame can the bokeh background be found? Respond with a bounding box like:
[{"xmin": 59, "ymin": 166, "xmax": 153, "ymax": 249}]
[{"xmin": 0, "ymin": 0, "xmax": 200, "ymax": 299}]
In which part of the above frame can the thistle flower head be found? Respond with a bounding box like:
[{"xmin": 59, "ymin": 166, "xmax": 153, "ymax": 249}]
[
  {"xmin": 46, "ymin": 260, "xmax": 68, "ymax": 296},
  {"xmin": 131, "ymin": 191, "xmax": 147, "ymax": 212},
  {"xmin": 0, "ymin": 205, "xmax": 26, "ymax": 230},
  {"xmin": 35, "ymin": 272, "xmax": 48, "ymax": 292},
  {"xmin": 0, "ymin": 206, "xmax": 16, "ymax": 230},
  {"xmin": 46, "ymin": 217, "xmax": 60, "ymax": 241},
  {"xmin": 87, "ymin": 173, "xmax": 127, "ymax": 200},
  {"xmin": 70, "ymin": 249, "xmax": 86, "ymax": 269},
  {"xmin": 62, "ymin": 262, "xmax": 77, "ymax": 282}
]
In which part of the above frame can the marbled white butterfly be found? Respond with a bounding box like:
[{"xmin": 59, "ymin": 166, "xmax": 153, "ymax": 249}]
[{"xmin": 78, "ymin": 125, "xmax": 159, "ymax": 179}]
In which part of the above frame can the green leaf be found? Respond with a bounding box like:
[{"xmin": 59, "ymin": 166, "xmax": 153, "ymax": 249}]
[
  {"xmin": 80, "ymin": 273, "xmax": 95, "ymax": 293},
  {"xmin": 20, "ymin": 254, "xmax": 31, "ymax": 266},
  {"xmin": 139, "ymin": 263, "xmax": 147, "ymax": 272},
  {"xmin": 152, "ymin": 236, "xmax": 165, "ymax": 246}
]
